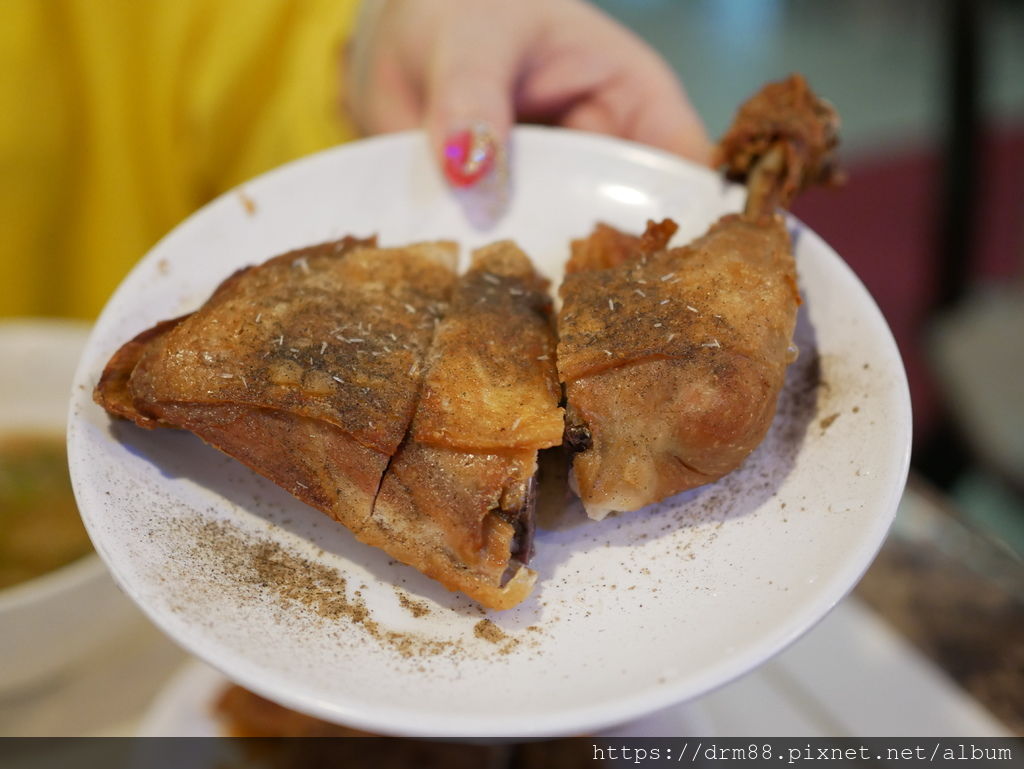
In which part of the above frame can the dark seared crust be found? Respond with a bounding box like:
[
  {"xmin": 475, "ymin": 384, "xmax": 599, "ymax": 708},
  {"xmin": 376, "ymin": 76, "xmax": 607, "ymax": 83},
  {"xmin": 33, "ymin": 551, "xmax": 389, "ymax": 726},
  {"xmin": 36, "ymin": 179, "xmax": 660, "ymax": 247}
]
[
  {"xmin": 128, "ymin": 238, "xmax": 456, "ymax": 456},
  {"xmin": 558, "ymin": 215, "xmax": 797, "ymax": 382},
  {"xmin": 563, "ymin": 421, "xmax": 592, "ymax": 453},
  {"xmin": 715, "ymin": 73, "xmax": 842, "ymax": 209},
  {"xmin": 499, "ymin": 474, "xmax": 536, "ymax": 564}
]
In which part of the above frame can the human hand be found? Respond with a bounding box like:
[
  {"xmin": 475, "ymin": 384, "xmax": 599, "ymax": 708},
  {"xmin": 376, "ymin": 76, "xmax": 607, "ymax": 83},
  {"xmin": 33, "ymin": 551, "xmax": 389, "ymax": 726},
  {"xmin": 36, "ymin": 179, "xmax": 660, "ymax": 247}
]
[{"xmin": 345, "ymin": 0, "xmax": 711, "ymax": 188}]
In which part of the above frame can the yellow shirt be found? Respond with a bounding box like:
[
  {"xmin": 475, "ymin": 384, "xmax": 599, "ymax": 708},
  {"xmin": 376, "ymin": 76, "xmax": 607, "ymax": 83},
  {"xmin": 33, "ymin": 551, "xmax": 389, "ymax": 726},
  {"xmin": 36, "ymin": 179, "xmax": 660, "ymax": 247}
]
[{"xmin": 0, "ymin": 0, "xmax": 360, "ymax": 319}]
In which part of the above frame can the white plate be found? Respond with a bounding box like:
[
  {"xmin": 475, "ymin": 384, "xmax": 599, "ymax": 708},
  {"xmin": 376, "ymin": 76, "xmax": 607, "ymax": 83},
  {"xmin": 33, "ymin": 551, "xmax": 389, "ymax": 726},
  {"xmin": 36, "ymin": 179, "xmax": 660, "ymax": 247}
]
[{"xmin": 68, "ymin": 127, "xmax": 911, "ymax": 737}]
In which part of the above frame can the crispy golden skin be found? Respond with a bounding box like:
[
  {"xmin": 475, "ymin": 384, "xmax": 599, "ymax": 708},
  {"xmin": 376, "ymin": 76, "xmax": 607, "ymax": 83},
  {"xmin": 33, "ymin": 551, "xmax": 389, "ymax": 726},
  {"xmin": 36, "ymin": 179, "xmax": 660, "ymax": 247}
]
[
  {"xmin": 369, "ymin": 242, "xmax": 562, "ymax": 609},
  {"xmin": 128, "ymin": 239, "xmax": 455, "ymax": 457},
  {"xmin": 559, "ymin": 217, "xmax": 796, "ymax": 383},
  {"xmin": 93, "ymin": 315, "xmax": 188, "ymax": 429},
  {"xmin": 412, "ymin": 241, "xmax": 563, "ymax": 451},
  {"xmin": 559, "ymin": 217, "xmax": 799, "ymax": 517},
  {"xmin": 95, "ymin": 236, "xmax": 457, "ymax": 537},
  {"xmin": 95, "ymin": 238, "xmax": 560, "ymax": 610},
  {"xmin": 558, "ymin": 75, "xmax": 839, "ymax": 518}
]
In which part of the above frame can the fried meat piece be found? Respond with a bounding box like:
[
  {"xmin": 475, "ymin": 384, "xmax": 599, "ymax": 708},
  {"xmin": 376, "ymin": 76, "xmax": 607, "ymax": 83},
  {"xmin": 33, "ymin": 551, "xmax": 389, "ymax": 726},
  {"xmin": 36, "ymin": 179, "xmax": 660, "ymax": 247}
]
[
  {"xmin": 95, "ymin": 237, "xmax": 560, "ymax": 610},
  {"xmin": 367, "ymin": 242, "xmax": 562, "ymax": 609},
  {"xmin": 559, "ymin": 217, "xmax": 798, "ymax": 517},
  {"xmin": 716, "ymin": 72, "xmax": 842, "ymax": 217},
  {"xmin": 565, "ymin": 219, "xmax": 678, "ymax": 275},
  {"xmin": 95, "ymin": 236, "xmax": 457, "ymax": 536},
  {"xmin": 558, "ymin": 75, "xmax": 839, "ymax": 518}
]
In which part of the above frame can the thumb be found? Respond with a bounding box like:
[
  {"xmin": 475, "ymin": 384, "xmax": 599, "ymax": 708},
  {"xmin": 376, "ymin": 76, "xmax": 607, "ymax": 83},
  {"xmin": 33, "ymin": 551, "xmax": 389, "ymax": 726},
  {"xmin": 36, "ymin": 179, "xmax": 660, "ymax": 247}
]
[{"xmin": 424, "ymin": 25, "xmax": 520, "ymax": 188}]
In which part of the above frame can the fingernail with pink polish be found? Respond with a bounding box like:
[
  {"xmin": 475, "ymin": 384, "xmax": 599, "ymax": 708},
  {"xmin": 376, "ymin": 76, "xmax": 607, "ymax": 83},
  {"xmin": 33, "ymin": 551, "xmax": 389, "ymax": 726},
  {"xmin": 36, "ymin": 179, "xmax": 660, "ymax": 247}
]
[{"xmin": 443, "ymin": 123, "xmax": 498, "ymax": 188}]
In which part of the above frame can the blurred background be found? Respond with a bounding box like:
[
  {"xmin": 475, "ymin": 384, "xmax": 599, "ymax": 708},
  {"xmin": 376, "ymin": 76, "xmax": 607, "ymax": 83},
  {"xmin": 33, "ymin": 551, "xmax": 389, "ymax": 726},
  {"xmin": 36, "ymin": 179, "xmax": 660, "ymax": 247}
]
[{"xmin": 0, "ymin": 0, "xmax": 1021, "ymax": 743}]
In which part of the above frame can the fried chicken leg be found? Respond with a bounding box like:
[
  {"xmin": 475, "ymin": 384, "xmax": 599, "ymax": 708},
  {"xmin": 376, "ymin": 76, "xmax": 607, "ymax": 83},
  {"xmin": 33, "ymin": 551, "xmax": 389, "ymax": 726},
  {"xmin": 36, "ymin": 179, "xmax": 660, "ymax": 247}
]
[{"xmin": 557, "ymin": 74, "xmax": 840, "ymax": 518}]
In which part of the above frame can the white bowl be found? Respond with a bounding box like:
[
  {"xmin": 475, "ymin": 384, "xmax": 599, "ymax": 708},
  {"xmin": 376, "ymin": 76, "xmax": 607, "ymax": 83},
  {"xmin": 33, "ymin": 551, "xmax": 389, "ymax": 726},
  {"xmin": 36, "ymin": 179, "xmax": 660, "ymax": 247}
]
[{"xmin": 0, "ymin": 319, "xmax": 138, "ymax": 695}]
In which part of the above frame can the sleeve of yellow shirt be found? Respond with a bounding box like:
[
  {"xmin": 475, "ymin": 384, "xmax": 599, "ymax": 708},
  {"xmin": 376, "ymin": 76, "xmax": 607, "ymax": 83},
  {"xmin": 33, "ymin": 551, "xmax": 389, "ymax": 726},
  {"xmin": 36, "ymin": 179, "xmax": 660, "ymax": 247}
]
[{"xmin": 0, "ymin": 0, "xmax": 361, "ymax": 319}]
